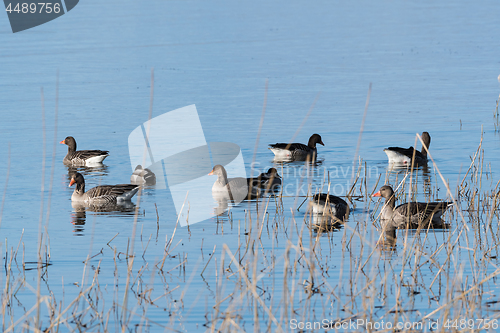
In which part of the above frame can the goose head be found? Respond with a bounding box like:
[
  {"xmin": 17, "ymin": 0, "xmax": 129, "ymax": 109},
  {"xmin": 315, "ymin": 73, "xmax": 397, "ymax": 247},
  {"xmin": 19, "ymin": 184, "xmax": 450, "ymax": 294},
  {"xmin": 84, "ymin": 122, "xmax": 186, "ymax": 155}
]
[
  {"xmin": 266, "ymin": 168, "xmax": 281, "ymax": 178},
  {"xmin": 69, "ymin": 172, "xmax": 85, "ymax": 187},
  {"xmin": 372, "ymin": 185, "xmax": 394, "ymax": 199},
  {"xmin": 69, "ymin": 172, "xmax": 86, "ymax": 194},
  {"xmin": 208, "ymin": 165, "xmax": 229, "ymax": 184},
  {"xmin": 60, "ymin": 136, "xmax": 77, "ymax": 151},
  {"xmin": 308, "ymin": 134, "xmax": 324, "ymax": 148}
]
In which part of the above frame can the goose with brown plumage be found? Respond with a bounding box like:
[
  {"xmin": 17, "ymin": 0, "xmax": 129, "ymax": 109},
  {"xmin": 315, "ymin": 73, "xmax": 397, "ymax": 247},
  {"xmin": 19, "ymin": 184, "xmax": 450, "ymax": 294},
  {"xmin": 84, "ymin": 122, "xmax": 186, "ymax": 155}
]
[
  {"xmin": 269, "ymin": 134, "xmax": 324, "ymax": 161},
  {"xmin": 383, "ymin": 132, "xmax": 431, "ymax": 166},
  {"xmin": 60, "ymin": 136, "xmax": 109, "ymax": 166},
  {"xmin": 69, "ymin": 172, "xmax": 139, "ymax": 205},
  {"xmin": 208, "ymin": 164, "xmax": 261, "ymax": 200},
  {"xmin": 372, "ymin": 185, "xmax": 451, "ymax": 234}
]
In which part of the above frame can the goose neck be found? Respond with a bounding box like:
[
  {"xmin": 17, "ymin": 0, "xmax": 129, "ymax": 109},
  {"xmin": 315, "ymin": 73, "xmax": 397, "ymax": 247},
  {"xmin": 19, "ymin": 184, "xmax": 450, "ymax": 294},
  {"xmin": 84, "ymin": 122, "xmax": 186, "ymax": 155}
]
[{"xmin": 74, "ymin": 182, "xmax": 85, "ymax": 196}]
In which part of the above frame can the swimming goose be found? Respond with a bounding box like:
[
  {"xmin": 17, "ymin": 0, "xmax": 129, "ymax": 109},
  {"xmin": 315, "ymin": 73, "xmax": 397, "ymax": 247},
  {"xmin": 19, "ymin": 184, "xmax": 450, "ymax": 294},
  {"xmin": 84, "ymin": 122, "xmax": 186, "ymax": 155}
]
[
  {"xmin": 251, "ymin": 168, "xmax": 282, "ymax": 191},
  {"xmin": 208, "ymin": 164, "xmax": 261, "ymax": 200},
  {"xmin": 309, "ymin": 193, "xmax": 350, "ymax": 230},
  {"xmin": 130, "ymin": 165, "xmax": 156, "ymax": 185},
  {"xmin": 372, "ymin": 185, "xmax": 451, "ymax": 230},
  {"xmin": 384, "ymin": 132, "xmax": 430, "ymax": 166},
  {"xmin": 69, "ymin": 172, "xmax": 139, "ymax": 205},
  {"xmin": 60, "ymin": 136, "xmax": 109, "ymax": 166},
  {"xmin": 269, "ymin": 134, "xmax": 324, "ymax": 161},
  {"xmin": 310, "ymin": 193, "xmax": 350, "ymax": 221}
]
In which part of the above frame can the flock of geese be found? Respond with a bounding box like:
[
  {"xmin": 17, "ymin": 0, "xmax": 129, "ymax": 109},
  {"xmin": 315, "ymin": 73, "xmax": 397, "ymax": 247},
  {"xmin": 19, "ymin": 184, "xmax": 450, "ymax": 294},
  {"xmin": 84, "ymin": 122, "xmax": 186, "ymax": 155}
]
[{"xmin": 61, "ymin": 131, "xmax": 451, "ymax": 243}]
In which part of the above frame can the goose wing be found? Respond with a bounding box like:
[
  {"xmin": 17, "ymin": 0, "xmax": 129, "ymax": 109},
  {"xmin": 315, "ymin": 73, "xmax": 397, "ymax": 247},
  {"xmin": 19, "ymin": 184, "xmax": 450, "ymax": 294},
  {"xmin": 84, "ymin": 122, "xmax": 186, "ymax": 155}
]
[
  {"xmin": 269, "ymin": 142, "xmax": 310, "ymax": 152},
  {"xmin": 86, "ymin": 184, "xmax": 138, "ymax": 201},
  {"xmin": 386, "ymin": 146, "xmax": 425, "ymax": 160},
  {"xmin": 227, "ymin": 177, "xmax": 260, "ymax": 200},
  {"xmin": 313, "ymin": 193, "xmax": 348, "ymax": 207},
  {"xmin": 395, "ymin": 202, "xmax": 450, "ymax": 216},
  {"xmin": 69, "ymin": 150, "xmax": 109, "ymax": 160},
  {"xmin": 143, "ymin": 168, "xmax": 156, "ymax": 184},
  {"xmin": 393, "ymin": 201, "xmax": 451, "ymax": 227}
]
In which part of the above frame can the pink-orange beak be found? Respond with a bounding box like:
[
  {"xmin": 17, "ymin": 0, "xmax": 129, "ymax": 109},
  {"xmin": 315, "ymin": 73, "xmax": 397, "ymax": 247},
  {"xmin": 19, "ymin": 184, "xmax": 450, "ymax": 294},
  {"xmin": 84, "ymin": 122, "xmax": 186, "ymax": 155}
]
[
  {"xmin": 372, "ymin": 191, "xmax": 381, "ymax": 197},
  {"xmin": 208, "ymin": 170, "xmax": 214, "ymax": 175},
  {"xmin": 69, "ymin": 178, "xmax": 76, "ymax": 187},
  {"xmin": 59, "ymin": 140, "xmax": 65, "ymax": 144}
]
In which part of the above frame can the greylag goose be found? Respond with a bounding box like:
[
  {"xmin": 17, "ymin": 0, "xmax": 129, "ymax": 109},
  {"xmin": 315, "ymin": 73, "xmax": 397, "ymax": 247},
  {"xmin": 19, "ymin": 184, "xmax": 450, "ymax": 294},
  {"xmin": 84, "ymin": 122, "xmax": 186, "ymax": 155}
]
[
  {"xmin": 309, "ymin": 193, "xmax": 350, "ymax": 230},
  {"xmin": 251, "ymin": 168, "xmax": 282, "ymax": 190},
  {"xmin": 372, "ymin": 185, "xmax": 451, "ymax": 232},
  {"xmin": 384, "ymin": 132, "xmax": 431, "ymax": 166},
  {"xmin": 69, "ymin": 172, "xmax": 139, "ymax": 205},
  {"xmin": 60, "ymin": 136, "xmax": 109, "ymax": 166},
  {"xmin": 269, "ymin": 134, "xmax": 324, "ymax": 161},
  {"xmin": 130, "ymin": 165, "xmax": 156, "ymax": 185},
  {"xmin": 208, "ymin": 164, "xmax": 261, "ymax": 200}
]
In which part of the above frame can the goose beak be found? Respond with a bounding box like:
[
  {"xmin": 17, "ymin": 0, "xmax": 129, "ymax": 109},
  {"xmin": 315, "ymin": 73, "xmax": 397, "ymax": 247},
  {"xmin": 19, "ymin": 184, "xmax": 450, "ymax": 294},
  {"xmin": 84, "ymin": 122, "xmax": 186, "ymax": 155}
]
[
  {"xmin": 208, "ymin": 170, "xmax": 214, "ymax": 176},
  {"xmin": 69, "ymin": 179, "xmax": 76, "ymax": 187},
  {"xmin": 372, "ymin": 191, "xmax": 381, "ymax": 197},
  {"xmin": 319, "ymin": 140, "xmax": 324, "ymax": 146},
  {"xmin": 59, "ymin": 140, "xmax": 65, "ymax": 144}
]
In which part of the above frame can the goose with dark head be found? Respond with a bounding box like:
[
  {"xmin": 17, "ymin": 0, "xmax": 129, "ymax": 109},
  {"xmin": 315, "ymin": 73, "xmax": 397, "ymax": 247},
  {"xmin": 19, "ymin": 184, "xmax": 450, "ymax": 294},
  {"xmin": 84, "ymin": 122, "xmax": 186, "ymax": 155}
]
[
  {"xmin": 60, "ymin": 136, "xmax": 109, "ymax": 166},
  {"xmin": 269, "ymin": 134, "xmax": 324, "ymax": 161},
  {"xmin": 383, "ymin": 132, "xmax": 431, "ymax": 167},
  {"xmin": 69, "ymin": 172, "xmax": 138, "ymax": 205}
]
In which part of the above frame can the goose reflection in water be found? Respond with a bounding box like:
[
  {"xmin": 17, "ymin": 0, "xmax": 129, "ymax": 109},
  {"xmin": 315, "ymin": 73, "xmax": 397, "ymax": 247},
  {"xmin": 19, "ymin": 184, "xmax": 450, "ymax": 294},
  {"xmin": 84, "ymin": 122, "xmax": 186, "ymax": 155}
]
[
  {"xmin": 211, "ymin": 190, "xmax": 268, "ymax": 220},
  {"xmin": 66, "ymin": 163, "xmax": 109, "ymax": 180},
  {"xmin": 71, "ymin": 201, "xmax": 137, "ymax": 235},
  {"xmin": 212, "ymin": 192, "xmax": 229, "ymax": 217}
]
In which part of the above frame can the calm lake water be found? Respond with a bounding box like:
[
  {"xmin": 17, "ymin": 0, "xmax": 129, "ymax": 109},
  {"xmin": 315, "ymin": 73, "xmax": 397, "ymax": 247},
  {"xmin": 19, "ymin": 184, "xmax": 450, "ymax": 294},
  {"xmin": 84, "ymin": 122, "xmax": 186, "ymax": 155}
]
[{"xmin": 1, "ymin": 0, "xmax": 500, "ymax": 331}]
